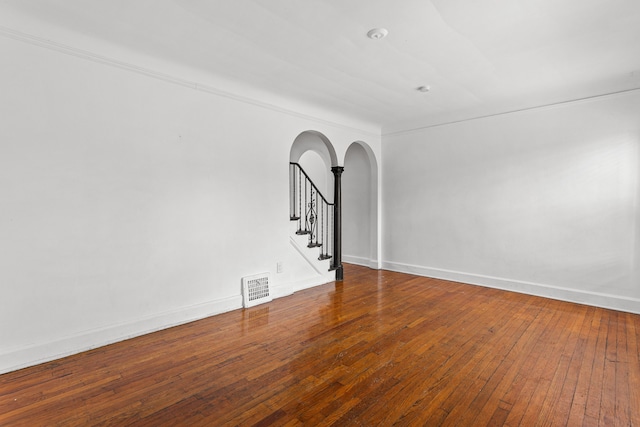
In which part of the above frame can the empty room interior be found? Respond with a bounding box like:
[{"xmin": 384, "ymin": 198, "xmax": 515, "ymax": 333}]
[{"xmin": 1, "ymin": 1, "xmax": 639, "ymax": 425}]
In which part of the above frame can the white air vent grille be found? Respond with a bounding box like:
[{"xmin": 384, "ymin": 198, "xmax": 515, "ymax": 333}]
[{"xmin": 242, "ymin": 273, "xmax": 272, "ymax": 308}]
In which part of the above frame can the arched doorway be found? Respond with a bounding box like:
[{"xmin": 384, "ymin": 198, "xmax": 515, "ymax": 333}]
[
  {"xmin": 343, "ymin": 141, "xmax": 379, "ymax": 268},
  {"xmin": 289, "ymin": 131, "xmax": 342, "ymax": 279},
  {"xmin": 289, "ymin": 130, "xmax": 338, "ymax": 166}
]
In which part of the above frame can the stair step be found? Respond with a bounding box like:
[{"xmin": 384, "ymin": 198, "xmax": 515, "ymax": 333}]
[
  {"xmin": 290, "ymin": 216, "xmax": 300, "ymax": 221},
  {"xmin": 296, "ymin": 230, "xmax": 311, "ymax": 235},
  {"xmin": 318, "ymin": 254, "xmax": 332, "ymax": 261},
  {"xmin": 308, "ymin": 243, "xmax": 322, "ymax": 248}
]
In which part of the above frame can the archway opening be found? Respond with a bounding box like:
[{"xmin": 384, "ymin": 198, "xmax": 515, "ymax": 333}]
[
  {"xmin": 343, "ymin": 141, "xmax": 379, "ymax": 268},
  {"xmin": 288, "ymin": 130, "xmax": 341, "ymax": 277},
  {"xmin": 290, "ymin": 130, "xmax": 338, "ymax": 202}
]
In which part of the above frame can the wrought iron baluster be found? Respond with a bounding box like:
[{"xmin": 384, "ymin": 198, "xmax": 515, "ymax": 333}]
[
  {"xmin": 320, "ymin": 198, "xmax": 323, "ymax": 247},
  {"xmin": 327, "ymin": 202, "xmax": 331, "ymax": 258},
  {"xmin": 292, "ymin": 164, "xmax": 296, "ymax": 218},
  {"xmin": 325, "ymin": 205, "xmax": 329, "ymax": 257},
  {"xmin": 289, "ymin": 164, "xmax": 294, "ymax": 219},
  {"xmin": 289, "ymin": 162, "xmax": 335, "ymax": 264},
  {"xmin": 314, "ymin": 190, "xmax": 318, "ymax": 246},
  {"xmin": 307, "ymin": 188, "xmax": 312, "ymax": 239},
  {"xmin": 331, "ymin": 207, "xmax": 334, "ymax": 257},
  {"xmin": 298, "ymin": 167, "xmax": 302, "ymax": 229}
]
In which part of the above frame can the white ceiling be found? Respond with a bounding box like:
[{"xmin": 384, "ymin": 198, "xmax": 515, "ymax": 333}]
[{"xmin": 2, "ymin": 0, "xmax": 640, "ymax": 132}]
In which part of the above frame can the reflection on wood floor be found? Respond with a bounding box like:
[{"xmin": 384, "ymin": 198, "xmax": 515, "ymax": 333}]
[{"xmin": 1, "ymin": 263, "xmax": 638, "ymax": 426}]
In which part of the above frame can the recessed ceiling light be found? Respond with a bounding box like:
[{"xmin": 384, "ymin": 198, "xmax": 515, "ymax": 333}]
[
  {"xmin": 417, "ymin": 85, "xmax": 431, "ymax": 92},
  {"xmin": 367, "ymin": 28, "xmax": 388, "ymax": 40}
]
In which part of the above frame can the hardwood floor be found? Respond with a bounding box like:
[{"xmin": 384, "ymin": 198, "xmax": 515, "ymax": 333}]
[{"xmin": 1, "ymin": 264, "xmax": 639, "ymax": 426}]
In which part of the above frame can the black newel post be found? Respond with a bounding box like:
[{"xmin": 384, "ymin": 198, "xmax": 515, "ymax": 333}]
[{"xmin": 331, "ymin": 166, "xmax": 344, "ymax": 281}]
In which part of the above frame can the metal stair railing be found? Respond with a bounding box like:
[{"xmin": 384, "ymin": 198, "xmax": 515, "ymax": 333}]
[{"xmin": 289, "ymin": 162, "xmax": 333, "ymax": 262}]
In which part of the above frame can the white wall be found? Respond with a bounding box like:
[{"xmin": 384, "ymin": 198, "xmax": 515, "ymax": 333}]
[
  {"xmin": 298, "ymin": 150, "xmax": 330, "ymax": 201},
  {"xmin": 0, "ymin": 33, "xmax": 380, "ymax": 373},
  {"xmin": 383, "ymin": 90, "xmax": 640, "ymax": 313},
  {"xmin": 343, "ymin": 144, "xmax": 372, "ymax": 265}
]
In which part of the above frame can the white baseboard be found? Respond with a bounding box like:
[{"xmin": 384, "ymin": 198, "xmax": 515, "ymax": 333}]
[
  {"xmin": 294, "ymin": 276, "xmax": 333, "ymax": 292},
  {"xmin": 273, "ymin": 275, "xmax": 334, "ymax": 296},
  {"xmin": 1, "ymin": 272, "xmax": 339, "ymax": 375},
  {"xmin": 0, "ymin": 295, "xmax": 242, "ymax": 375},
  {"xmin": 271, "ymin": 283, "xmax": 295, "ymax": 299},
  {"xmin": 382, "ymin": 261, "xmax": 640, "ymax": 314},
  {"xmin": 343, "ymin": 255, "xmax": 369, "ymax": 267},
  {"xmin": 343, "ymin": 255, "xmax": 380, "ymax": 269},
  {"xmin": 17, "ymin": 261, "xmax": 629, "ymax": 375}
]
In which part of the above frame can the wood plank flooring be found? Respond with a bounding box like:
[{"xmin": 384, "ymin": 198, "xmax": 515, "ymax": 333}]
[{"xmin": 1, "ymin": 264, "xmax": 639, "ymax": 426}]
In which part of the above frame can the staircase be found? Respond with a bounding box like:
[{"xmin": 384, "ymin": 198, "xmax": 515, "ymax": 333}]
[{"xmin": 289, "ymin": 162, "xmax": 336, "ymax": 272}]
